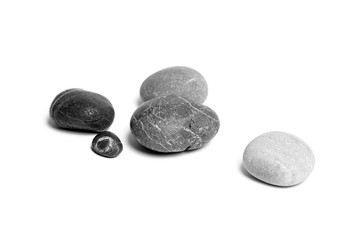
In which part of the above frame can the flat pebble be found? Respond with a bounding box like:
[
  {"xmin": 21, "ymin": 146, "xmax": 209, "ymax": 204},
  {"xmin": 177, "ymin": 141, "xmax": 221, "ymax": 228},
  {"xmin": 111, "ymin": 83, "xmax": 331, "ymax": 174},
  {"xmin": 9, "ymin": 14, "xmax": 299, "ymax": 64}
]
[
  {"xmin": 130, "ymin": 94, "xmax": 219, "ymax": 153},
  {"xmin": 243, "ymin": 131, "xmax": 315, "ymax": 186},
  {"xmin": 92, "ymin": 131, "xmax": 123, "ymax": 158},
  {"xmin": 140, "ymin": 66, "xmax": 208, "ymax": 104},
  {"xmin": 49, "ymin": 88, "xmax": 114, "ymax": 132}
]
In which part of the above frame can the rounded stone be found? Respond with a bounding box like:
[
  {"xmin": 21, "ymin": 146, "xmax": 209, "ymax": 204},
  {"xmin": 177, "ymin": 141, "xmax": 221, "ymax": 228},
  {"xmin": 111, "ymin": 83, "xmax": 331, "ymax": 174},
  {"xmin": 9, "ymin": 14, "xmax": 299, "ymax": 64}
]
[
  {"xmin": 91, "ymin": 131, "xmax": 123, "ymax": 158},
  {"xmin": 49, "ymin": 88, "xmax": 114, "ymax": 132},
  {"xmin": 140, "ymin": 66, "xmax": 208, "ymax": 104},
  {"xmin": 130, "ymin": 94, "xmax": 220, "ymax": 153},
  {"xmin": 243, "ymin": 131, "xmax": 315, "ymax": 187}
]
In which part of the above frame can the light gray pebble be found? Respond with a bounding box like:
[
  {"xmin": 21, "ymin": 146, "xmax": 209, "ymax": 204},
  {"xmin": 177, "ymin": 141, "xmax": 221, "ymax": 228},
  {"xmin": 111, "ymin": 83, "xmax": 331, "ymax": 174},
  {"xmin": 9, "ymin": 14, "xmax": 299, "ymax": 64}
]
[
  {"xmin": 243, "ymin": 131, "xmax": 315, "ymax": 186},
  {"xmin": 140, "ymin": 66, "xmax": 208, "ymax": 104},
  {"xmin": 130, "ymin": 94, "xmax": 219, "ymax": 153}
]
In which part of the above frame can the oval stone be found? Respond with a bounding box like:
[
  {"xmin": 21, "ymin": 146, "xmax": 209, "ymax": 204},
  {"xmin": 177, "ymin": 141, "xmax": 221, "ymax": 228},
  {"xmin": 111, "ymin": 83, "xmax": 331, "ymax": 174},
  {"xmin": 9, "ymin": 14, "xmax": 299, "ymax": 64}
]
[
  {"xmin": 49, "ymin": 88, "xmax": 115, "ymax": 132},
  {"xmin": 243, "ymin": 131, "xmax": 315, "ymax": 187},
  {"xmin": 92, "ymin": 131, "xmax": 123, "ymax": 158},
  {"xmin": 140, "ymin": 66, "xmax": 208, "ymax": 104},
  {"xmin": 130, "ymin": 94, "xmax": 220, "ymax": 153}
]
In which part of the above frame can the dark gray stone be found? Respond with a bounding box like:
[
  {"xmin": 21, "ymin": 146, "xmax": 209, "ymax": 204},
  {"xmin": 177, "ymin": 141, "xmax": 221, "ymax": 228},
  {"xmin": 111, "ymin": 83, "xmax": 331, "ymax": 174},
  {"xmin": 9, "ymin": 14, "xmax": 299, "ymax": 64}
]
[
  {"xmin": 49, "ymin": 88, "xmax": 114, "ymax": 132},
  {"xmin": 243, "ymin": 131, "xmax": 315, "ymax": 186},
  {"xmin": 140, "ymin": 66, "xmax": 208, "ymax": 104},
  {"xmin": 92, "ymin": 131, "xmax": 123, "ymax": 158},
  {"xmin": 130, "ymin": 94, "xmax": 220, "ymax": 153}
]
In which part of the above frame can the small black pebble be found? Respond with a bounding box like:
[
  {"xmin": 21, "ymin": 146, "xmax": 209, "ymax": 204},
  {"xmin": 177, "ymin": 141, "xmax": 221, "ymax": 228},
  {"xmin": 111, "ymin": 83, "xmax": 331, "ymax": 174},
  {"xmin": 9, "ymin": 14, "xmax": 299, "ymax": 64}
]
[{"xmin": 91, "ymin": 131, "xmax": 123, "ymax": 158}]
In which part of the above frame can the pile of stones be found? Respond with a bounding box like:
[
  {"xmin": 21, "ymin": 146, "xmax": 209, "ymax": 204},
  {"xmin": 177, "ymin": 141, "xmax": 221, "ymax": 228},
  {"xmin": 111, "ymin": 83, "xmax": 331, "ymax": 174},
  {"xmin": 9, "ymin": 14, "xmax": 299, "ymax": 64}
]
[
  {"xmin": 49, "ymin": 66, "xmax": 315, "ymax": 187},
  {"xmin": 131, "ymin": 66, "xmax": 220, "ymax": 153}
]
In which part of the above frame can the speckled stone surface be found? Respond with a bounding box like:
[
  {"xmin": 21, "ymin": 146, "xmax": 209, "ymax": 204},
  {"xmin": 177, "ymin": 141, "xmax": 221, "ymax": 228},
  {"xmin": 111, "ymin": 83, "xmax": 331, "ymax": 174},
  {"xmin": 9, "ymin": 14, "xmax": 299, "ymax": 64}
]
[
  {"xmin": 243, "ymin": 131, "xmax": 315, "ymax": 186},
  {"xmin": 140, "ymin": 66, "xmax": 208, "ymax": 104},
  {"xmin": 92, "ymin": 131, "xmax": 123, "ymax": 158},
  {"xmin": 49, "ymin": 88, "xmax": 114, "ymax": 132},
  {"xmin": 130, "ymin": 94, "xmax": 220, "ymax": 153}
]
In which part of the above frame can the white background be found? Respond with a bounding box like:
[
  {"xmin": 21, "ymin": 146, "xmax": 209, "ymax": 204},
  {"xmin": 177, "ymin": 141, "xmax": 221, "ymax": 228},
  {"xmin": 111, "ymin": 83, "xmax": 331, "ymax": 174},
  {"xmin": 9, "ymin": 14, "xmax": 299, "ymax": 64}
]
[{"xmin": 0, "ymin": 0, "xmax": 359, "ymax": 239}]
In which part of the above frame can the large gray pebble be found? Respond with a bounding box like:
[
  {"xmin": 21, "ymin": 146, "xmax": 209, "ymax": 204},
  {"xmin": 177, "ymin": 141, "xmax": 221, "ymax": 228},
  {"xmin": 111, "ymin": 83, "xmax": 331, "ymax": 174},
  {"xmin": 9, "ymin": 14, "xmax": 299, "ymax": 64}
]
[
  {"xmin": 243, "ymin": 131, "xmax": 315, "ymax": 186},
  {"xmin": 140, "ymin": 66, "xmax": 208, "ymax": 104},
  {"xmin": 130, "ymin": 94, "xmax": 219, "ymax": 153}
]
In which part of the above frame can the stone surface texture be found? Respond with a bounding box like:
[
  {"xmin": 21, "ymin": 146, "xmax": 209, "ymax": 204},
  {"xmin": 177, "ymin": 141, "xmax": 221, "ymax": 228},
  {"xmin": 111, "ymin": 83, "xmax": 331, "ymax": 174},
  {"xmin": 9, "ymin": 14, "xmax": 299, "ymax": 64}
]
[
  {"xmin": 130, "ymin": 94, "xmax": 219, "ymax": 153},
  {"xmin": 50, "ymin": 88, "xmax": 114, "ymax": 132},
  {"xmin": 243, "ymin": 131, "xmax": 315, "ymax": 187},
  {"xmin": 92, "ymin": 131, "xmax": 123, "ymax": 158},
  {"xmin": 140, "ymin": 66, "xmax": 208, "ymax": 104}
]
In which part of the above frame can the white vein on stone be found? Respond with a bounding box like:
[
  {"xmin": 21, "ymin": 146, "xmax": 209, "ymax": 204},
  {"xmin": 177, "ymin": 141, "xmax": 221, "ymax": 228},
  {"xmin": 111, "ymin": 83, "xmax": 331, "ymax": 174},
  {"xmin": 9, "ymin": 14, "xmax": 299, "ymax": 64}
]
[
  {"xmin": 177, "ymin": 96, "xmax": 218, "ymax": 122},
  {"xmin": 183, "ymin": 77, "xmax": 196, "ymax": 85},
  {"xmin": 138, "ymin": 118, "xmax": 170, "ymax": 152}
]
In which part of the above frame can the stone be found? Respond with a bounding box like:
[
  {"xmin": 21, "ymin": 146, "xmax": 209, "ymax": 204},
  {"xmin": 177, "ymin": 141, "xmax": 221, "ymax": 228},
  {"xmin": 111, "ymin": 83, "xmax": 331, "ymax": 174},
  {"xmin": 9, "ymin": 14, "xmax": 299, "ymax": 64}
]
[
  {"xmin": 130, "ymin": 94, "xmax": 220, "ymax": 153},
  {"xmin": 243, "ymin": 131, "xmax": 315, "ymax": 186},
  {"xmin": 49, "ymin": 88, "xmax": 114, "ymax": 132},
  {"xmin": 140, "ymin": 66, "xmax": 208, "ymax": 104},
  {"xmin": 92, "ymin": 131, "xmax": 123, "ymax": 158}
]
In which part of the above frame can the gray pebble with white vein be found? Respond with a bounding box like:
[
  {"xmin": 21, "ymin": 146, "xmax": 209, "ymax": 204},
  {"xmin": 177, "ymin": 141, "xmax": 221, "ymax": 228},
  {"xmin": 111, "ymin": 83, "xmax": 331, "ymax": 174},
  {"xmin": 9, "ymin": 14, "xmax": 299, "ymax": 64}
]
[
  {"xmin": 130, "ymin": 94, "xmax": 220, "ymax": 153},
  {"xmin": 140, "ymin": 66, "xmax": 208, "ymax": 104}
]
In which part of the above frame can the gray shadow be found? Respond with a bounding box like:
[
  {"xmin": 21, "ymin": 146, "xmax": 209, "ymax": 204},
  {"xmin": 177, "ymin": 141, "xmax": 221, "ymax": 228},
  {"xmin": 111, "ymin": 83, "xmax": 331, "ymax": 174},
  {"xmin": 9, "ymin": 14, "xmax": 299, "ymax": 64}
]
[
  {"xmin": 239, "ymin": 162, "xmax": 300, "ymax": 188},
  {"xmin": 90, "ymin": 146, "xmax": 121, "ymax": 159},
  {"xmin": 137, "ymin": 97, "xmax": 143, "ymax": 106},
  {"xmin": 126, "ymin": 131, "xmax": 179, "ymax": 157},
  {"xmin": 46, "ymin": 117, "xmax": 98, "ymax": 135},
  {"xmin": 126, "ymin": 131, "xmax": 205, "ymax": 157}
]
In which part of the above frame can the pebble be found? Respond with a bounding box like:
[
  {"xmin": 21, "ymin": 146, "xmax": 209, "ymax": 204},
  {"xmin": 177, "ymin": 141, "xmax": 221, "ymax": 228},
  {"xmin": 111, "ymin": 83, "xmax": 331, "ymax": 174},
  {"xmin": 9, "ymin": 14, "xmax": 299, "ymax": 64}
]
[
  {"xmin": 49, "ymin": 88, "xmax": 114, "ymax": 132},
  {"xmin": 243, "ymin": 131, "xmax": 315, "ymax": 187},
  {"xmin": 92, "ymin": 131, "xmax": 123, "ymax": 158},
  {"xmin": 130, "ymin": 94, "xmax": 220, "ymax": 153},
  {"xmin": 140, "ymin": 66, "xmax": 208, "ymax": 104}
]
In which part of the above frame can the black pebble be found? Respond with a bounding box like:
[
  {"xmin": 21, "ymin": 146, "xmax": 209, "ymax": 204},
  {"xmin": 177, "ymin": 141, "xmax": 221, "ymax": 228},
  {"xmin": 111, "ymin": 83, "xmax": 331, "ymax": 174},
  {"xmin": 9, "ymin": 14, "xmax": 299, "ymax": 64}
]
[
  {"xmin": 91, "ymin": 131, "xmax": 123, "ymax": 158},
  {"xmin": 49, "ymin": 88, "xmax": 115, "ymax": 132}
]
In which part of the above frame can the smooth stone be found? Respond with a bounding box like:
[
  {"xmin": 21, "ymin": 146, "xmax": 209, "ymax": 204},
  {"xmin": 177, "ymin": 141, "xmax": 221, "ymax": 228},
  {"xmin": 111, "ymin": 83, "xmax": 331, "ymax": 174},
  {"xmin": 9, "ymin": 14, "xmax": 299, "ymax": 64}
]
[
  {"xmin": 92, "ymin": 131, "xmax": 123, "ymax": 158},
  {"xmin": 49, "ymin": 88, "xmax": 114, "ymax": 132},
  {"xmin": 243, "ymin": 131, "xmax": 315, "ymax": 187},
  {"xmin": 140, "ymin": 66, "xmax": 208, "ymax": 104},
  {"xmin": 130, "ymin": 94, "xmax": 220, "ymax": 153}
]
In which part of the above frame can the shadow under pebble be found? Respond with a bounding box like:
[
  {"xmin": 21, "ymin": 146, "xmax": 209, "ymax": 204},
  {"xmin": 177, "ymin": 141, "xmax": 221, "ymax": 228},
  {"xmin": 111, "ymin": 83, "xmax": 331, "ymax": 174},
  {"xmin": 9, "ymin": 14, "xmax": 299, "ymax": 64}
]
[
  {"xmin": 126, "ymin": 131, "xmax": 205, "ymax": 158},
  {"xmin": 126, "ymin": 131, "xmax": 176, "ymax": 157},
  {"xmin": 136, "ymin": 97, "xmax": 143, "ymax": 106},
  {"xmin": 239, "ymin": 162, "xmax": 298, "ymax": 188}
]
